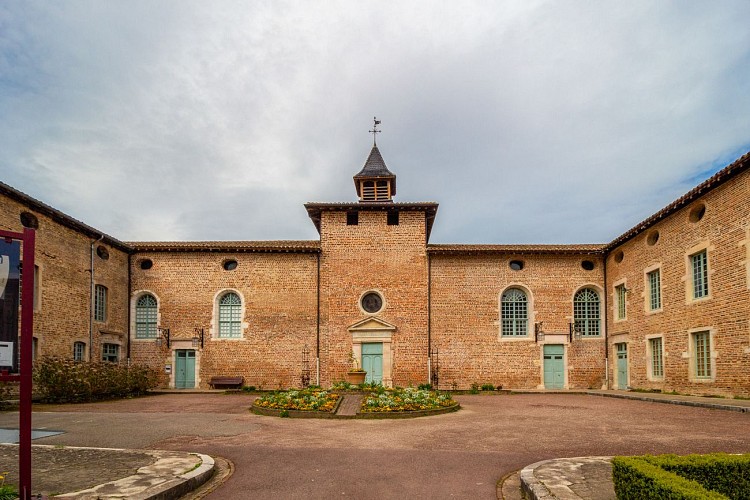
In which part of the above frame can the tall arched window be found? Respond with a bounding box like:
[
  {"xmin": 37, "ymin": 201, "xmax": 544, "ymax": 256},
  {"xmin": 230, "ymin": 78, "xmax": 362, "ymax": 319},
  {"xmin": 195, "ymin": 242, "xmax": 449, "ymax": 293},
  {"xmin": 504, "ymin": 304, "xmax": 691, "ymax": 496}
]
[
  {"xmin": 219, "ymin": 292, "xmax": 242, "ymax": 338},
  {"xmin": 135, "ymin": 294, "xmax": 158, "ymax": 338},
  {"xmin": 501, "ymin": 288, "xmax": 528, "ymax": 337},
  {"xmin": 574, "ymin": 288, "xmax": 600, "ymax": 336}
]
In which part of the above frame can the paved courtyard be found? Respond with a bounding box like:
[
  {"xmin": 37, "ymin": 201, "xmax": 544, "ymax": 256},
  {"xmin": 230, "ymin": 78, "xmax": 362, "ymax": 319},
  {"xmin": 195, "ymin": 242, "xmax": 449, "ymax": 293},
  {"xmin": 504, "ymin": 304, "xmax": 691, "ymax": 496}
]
[{"xmin": 2, "ymin": 393, "xmax": 749, "ymax": 499}]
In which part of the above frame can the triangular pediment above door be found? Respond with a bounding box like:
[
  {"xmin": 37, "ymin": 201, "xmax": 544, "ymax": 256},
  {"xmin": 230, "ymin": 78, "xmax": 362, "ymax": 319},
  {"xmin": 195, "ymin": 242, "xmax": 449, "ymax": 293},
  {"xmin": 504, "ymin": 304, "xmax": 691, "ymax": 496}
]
[{"xmin": 347, "ymin": 316, "xmax": 396, "ymax": 332}]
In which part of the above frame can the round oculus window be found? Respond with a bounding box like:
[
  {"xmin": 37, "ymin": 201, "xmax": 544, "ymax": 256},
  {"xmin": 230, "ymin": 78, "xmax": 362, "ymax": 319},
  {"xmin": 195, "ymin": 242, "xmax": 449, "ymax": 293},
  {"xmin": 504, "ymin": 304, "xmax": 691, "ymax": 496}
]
[
  {"xmin": 96, "ymin": 245, "xmax": 110, "ymax": 260},
  {"xmin": 139, "ymin": 259, "xmax": 153, "ymax": 270},
  {"xmin": 509, "ymin": 260, "xmax": 524, "ymax": 271},
  {"xmin": 223, "ymin": 259, "xmax": 238, "ymax": 271},
  {"xmin": 361, "ymin": 292, "xmax": 383, "ymax": 314},
  {"xmin": 581, "ymin": 260, "xmax": 595, "ymax": 271}
]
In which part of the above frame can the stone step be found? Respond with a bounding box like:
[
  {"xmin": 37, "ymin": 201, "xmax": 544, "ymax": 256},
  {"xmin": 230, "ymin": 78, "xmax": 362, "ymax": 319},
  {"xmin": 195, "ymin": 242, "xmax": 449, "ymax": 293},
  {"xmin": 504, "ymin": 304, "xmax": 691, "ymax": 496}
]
[{"xmin": 335, "ymin": 395, "xmax": 363, "ymax": 416}]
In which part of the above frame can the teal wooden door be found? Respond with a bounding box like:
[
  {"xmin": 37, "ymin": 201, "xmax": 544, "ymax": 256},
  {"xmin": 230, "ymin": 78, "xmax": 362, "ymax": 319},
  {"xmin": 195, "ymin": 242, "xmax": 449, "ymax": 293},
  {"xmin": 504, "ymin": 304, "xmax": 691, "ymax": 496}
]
[
  {"xmin": 543, "ymin": 345, "xmax": 564, "ymax": 389},
  {"xmin": 176, "ymin": 350, "xmax": 196, "ymax": 389},
  {"xmin": 616, "ymin": 343, "xmax": 628, "ymax": 390},
  {"xmin": 361, "ymin": 343, "xmax": 383, "ymax": 384}
]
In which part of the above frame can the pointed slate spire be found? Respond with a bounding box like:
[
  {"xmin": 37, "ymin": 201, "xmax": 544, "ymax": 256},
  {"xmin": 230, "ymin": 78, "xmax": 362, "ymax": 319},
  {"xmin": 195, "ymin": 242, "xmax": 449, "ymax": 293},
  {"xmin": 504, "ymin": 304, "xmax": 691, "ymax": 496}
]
[
  {"xmin": 353, "ymin": 145, "xmax": 397, "ymax": 201},
  {"xmin": 353, "ymin": 118, "xmax": 397, "ymax": 202}
]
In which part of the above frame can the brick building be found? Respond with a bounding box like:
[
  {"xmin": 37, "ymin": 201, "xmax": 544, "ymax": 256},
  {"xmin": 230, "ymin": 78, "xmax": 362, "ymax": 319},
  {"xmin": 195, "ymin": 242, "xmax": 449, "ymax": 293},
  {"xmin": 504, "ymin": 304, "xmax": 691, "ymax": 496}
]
[{"xmin": 1, "ymin": 145, "xmax": 748, "ymax": 396}]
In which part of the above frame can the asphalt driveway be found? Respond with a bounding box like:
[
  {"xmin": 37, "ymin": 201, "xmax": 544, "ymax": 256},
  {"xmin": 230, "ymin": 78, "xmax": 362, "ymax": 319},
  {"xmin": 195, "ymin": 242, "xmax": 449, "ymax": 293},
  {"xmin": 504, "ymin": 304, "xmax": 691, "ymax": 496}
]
[{"xmin": 4, "ymin": 393, "xmax": 749, "ymax": 499}]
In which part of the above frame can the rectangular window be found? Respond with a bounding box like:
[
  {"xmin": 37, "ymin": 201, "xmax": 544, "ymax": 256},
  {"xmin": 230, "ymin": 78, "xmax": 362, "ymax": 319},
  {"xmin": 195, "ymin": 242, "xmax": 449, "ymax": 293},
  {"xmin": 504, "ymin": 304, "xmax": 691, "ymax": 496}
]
[
  {"xmin": 94, "ymin": 284, "xmax": 107, "ymax": 322},
  {"xmin": 346, "ymin": 211, "xmax": 359, "ymax": 225},
  {"xmin": 648, "ymin": 269, "xmax": 661, "ymax": 311},
  {"xmin": 615, "ymin": 284, "xmax": 626, "ymax": 320},
  {"xmin": 102, "ymin": 343, "xmax": 119, "ymax": 363},
  {"xmin": 387, "ymin": 210, "xmax": 399, "ymax": 225},
  {"xmin": 693, "ymin": 331, "xmax": 711, "ymax": 378},
  {"xmin": 691, "ymin": 250, "xmax": 709, "ymax": 299},
  {"xmin": 649, "ymin": 337, "xmax": 663, "ymax": 379},
  {"xmin": 73, "ymin": 342, "xmax": 86, "ymax": 362}
]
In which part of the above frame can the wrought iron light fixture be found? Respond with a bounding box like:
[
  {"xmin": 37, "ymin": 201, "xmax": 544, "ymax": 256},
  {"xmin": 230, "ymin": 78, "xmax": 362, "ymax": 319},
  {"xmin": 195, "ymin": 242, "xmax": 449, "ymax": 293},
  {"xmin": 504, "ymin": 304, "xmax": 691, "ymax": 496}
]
[
  {"xmin": 569, "ymin": 322, "xmax": 583, "ymax": 342},
  {"xmin": 155, "ymin": 327, "xmax": 170, "ymax": 348},
  {"xmin": 534, "ymin": 322, "xmax": 545, "ymax": 343},
  {"xmin": 192, "ymin": 328, "xmax": 204, "ymax": 348}
]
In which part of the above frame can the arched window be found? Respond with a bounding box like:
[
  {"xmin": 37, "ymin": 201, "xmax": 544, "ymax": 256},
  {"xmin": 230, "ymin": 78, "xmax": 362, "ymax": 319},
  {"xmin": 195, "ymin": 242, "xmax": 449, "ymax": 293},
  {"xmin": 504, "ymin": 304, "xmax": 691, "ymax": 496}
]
[
  {"xmin": 135, "ymin": 294, "xmax": 158, "ymax": 338},
  {"xmin": 501, "ymin": 288, "xmax": 528, "ymax": 337},
  {"xmin": 73, "ymin": 341, "xmax": 86, "ymax": 361},
  {"xmin": 219, "ymin": 292, "xmax": 242, "ymax": 338},
  {"xmin": 574, "ymin": 288, "xmax": 600, "ymax": 336}
]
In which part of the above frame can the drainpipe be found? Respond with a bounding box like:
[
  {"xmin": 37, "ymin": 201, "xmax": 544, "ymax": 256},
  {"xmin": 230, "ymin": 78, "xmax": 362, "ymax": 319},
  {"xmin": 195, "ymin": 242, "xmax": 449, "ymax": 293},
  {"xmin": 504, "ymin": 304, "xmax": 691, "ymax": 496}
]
[
  {"xmin": 316, "ymin": 252, "xmax": 320, "ymax": 386},
  {"xmin": 603, "ymin": 251, "xmax": 609, "ymax": 389},
  {"xmin": 126, "ymin": 252, "xmax": 132, "ymax": 365},
  {"xmin": 89, "ymin": 234, "xmax": 104, "ymax": 362},
  {"xmin": 427, "ymin": 252, "xmax": 432, "ymax": 384}
]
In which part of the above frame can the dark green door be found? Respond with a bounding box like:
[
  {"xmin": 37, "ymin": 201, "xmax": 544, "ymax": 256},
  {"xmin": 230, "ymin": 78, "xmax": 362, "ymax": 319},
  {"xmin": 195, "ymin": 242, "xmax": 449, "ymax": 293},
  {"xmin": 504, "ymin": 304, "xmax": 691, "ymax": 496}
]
[
  {"xmin": 176, "ymin": 350, "xmax": 196, "ymax": 389},
  {"xmin": 616, "ymin": 343, "xmax": 628, "ymax": 390},
  {"xmin": 543, "ymin": 345, "xmax": 565, "ymax": 389},
  {"xmin": 361, "ymin": 343, "xmax": 383, "ymax": 384}
]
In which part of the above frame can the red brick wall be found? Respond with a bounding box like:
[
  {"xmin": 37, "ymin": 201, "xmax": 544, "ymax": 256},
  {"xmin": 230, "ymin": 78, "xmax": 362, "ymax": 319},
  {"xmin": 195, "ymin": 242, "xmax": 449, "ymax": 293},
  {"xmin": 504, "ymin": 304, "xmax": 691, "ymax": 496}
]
[
  {"xmin": 0, "ymin": 196, "xmax": 129, "ymax": 364},
  {"xmin": 319, "ymin": 209, "xmax": 429, "ymax": 386},
  {"xmin": 430, "ymin": 253, "xmax": 606, "ymax": 389},
  {"xmin": 129, "ymin": 251, "xmax": 318, "ymax": 388},
  {"xmin": 606, "ymin": 169, "xmax": 750, "ymax": 397}
]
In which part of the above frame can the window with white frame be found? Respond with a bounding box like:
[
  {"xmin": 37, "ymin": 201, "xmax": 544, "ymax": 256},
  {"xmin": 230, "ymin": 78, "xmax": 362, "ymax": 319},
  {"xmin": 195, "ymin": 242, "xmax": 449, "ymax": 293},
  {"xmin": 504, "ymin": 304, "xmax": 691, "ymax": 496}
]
[
  {"xmin": 218, "ymin": 292, "xmax": 242, "ymax": 338},
  {"xmin": 94, "ymin": 284, "xmax": 108, "ymax": 322},
  {"xmin": 615, "ymin": 284, "xmax": 626, "ymax": 320},
  {"xmin": 73, "ymin": 341, "xmax": 86, "ymax": 362},
  {"xmin": 573, "ymin": 288, "xmax": 600, "ymax": 336},
  {"xmin": 647, "ymin": 269, "xmax": 661, "ymax": 311},
  {"xmin": 692, "ymin": 331, "xmax": 711, "ymax": 378},
  {"xmin": 501, "ymin": 288, "xmax": 528, "ymax": 337},
  {"xmin": 648, "ymin": 337, "xmax": 663, "ymax": 379},
  {"xmin": 102, "ymin": 343, "xmax": 119, "ymax": 363},
  {"xmin": 135, "ymin": 294, "xmax": 158, "ymax": 338},
  {"xmin": 691, "ymin": 250, "xmax": 709, "ymax": 299}
]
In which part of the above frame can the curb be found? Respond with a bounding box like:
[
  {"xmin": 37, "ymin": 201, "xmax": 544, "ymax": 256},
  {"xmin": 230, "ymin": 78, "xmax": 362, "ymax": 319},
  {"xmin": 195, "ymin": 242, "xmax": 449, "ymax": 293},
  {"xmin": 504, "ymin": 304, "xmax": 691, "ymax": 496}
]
[
  {"xmin": 54, "ymin": 449, "xmax": 215, "ymax": 499},
  {"xmin": 519, "ymin": 459, "xmax": 555, "ymax": 500},
  {"xmin": 587, "ymin": 391, "xmax": 750, "ymax": 413},
  {"xmin": 519, "ymin": 456, "xmax": 614, "ymax": 500}
]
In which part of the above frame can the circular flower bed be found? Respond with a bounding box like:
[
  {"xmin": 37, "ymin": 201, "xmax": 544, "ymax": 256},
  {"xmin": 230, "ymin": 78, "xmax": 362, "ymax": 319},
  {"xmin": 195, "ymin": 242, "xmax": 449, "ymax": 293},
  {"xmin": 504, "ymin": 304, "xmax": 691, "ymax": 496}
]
[
  {"xmin": 254, "ymin": 388, "xmax": 339, "ymax": 412},
  {"xmin": 361, "ymin": 387, "xmax": 456, "ymax": 413}
]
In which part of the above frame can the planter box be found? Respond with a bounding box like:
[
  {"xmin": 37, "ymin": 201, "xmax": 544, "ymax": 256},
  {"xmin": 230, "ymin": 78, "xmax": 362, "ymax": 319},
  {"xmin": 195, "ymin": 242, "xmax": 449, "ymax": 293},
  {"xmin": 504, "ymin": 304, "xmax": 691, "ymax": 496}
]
[{"xmin": 345, "ymin": 371, "xmax": 366, "ymax": 385}]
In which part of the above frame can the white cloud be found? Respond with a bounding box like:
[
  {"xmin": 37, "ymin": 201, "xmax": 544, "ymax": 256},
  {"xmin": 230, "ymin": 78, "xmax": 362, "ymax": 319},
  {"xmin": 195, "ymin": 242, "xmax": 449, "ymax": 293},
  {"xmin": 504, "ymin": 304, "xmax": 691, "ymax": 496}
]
[{"xmin": 1, "ymin": 1, "xmax": 749, "ymax": 243}]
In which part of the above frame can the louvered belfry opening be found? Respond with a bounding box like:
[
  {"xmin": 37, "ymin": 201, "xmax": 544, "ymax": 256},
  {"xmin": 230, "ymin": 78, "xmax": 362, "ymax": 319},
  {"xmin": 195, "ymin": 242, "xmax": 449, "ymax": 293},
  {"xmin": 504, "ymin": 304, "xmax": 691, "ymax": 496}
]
[{"xmin": 354, "ymin": 145, "xmax": 396, "ymax": 203}]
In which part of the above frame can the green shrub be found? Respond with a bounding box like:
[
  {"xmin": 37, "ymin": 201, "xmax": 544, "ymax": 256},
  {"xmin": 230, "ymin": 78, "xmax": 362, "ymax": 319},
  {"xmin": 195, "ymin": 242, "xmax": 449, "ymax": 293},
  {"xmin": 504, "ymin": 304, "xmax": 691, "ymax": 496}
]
[
  {"xmin": 0, "ymin": 484, "xmax": 18, "ymax": 500},
  {"xmin": 613, "ymin": 457, "xmax": 725, "ymax": 499},
  {"xmin": 639, "ymin": 454, "xmax": 750, "ymax": 499},
  {"xmin": 33, "ymin": 356, "xmax": 160, "ymax": 403},
  {"xmin": 417, "ymin": 383, "xmax": 432, "ymax": 390},
  {"xmin": 480, "ymin": 383, "xmax": 495, "ymax": 391},
  {"xmin": 469, "ymin": 383, "xmax": 480, "ymax": 394},
  {"xmin": 613, "ymin": 453, "xmax": 750, "ymax": 499}
]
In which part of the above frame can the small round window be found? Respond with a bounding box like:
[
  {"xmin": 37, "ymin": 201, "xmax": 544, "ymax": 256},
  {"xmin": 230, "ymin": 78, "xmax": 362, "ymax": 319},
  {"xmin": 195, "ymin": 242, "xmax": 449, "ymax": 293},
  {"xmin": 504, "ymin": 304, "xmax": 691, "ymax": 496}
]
[
  {"xmin": 139, "ymin": 259, "xmax": 153, "ymax": 270},
  {"xmin": 614, "ymin": 250, "xmax": 624, "ymax": 263},
  {"xmin": 223, "ymin": 259, "xmax": 238, "ymax": 271},
  {"xmin": 361, "ymin": 292, "xmax": 383, "ymax": 314},
  {"xmin": 646, "ymin": 230, "xmax": 659, "ymax": 246},
  {"xmin": 581, "ymin": 260, "xmax": 595, "ymax": 271},
  {"xmin": 689, "ymin": 203, "xmax": 706, "ymax": 223},
  {"xmin": 20, "ymin": 211, "xmax": 39, "ymax": 229},
  {"xmin": 96, "ymin": 245, "xmax": 110, "ymax": 260},
  {"xmin": 509, "ymin": 260, "xmax": 524, "ymax": 271}
]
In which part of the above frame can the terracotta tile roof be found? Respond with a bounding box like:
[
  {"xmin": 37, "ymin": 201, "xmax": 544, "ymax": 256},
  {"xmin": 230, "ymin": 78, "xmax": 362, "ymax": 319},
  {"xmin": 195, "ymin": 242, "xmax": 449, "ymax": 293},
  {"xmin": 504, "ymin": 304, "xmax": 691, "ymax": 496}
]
[
  {"xmin": 127, "ymin": 240, "xmax": 320, "ymax": 253},
  {"xmin": 0, "ymin": 180, "xmax": 131, "ymax": 252},
  {"xmin": 605, "ymin": 150, "xmax": 750, "ymax": 251},
  {"xmin": 428, "ymin": 244, "xmax": 605, "ymax": 255}
]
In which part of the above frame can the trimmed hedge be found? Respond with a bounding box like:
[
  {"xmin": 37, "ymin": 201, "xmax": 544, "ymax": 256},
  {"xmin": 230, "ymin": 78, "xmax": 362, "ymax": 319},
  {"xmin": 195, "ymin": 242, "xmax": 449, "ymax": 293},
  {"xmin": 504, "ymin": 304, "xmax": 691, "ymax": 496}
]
[
  {"xmin": 613, "ymin": 453, "xmax": 750, "ymax": 500},
  {"xmin": 33, "ymin": 356, "xmax": 160, "ymax": 403}
]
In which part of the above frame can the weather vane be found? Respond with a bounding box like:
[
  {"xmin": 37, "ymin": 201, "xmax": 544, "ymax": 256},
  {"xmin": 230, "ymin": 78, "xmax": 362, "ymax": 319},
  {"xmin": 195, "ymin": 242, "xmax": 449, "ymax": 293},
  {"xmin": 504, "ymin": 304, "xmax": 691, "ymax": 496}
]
[{"xmin": 369, "ymin": 117, "xmax": 381, "ymax": 145}]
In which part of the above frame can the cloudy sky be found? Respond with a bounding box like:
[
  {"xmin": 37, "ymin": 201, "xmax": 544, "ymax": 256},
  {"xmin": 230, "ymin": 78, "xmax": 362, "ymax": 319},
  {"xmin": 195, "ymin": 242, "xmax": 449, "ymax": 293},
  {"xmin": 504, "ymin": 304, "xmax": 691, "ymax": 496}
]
[{"xmin": 1, "ymin": 1, "xmax": 749, "ymax": 244}]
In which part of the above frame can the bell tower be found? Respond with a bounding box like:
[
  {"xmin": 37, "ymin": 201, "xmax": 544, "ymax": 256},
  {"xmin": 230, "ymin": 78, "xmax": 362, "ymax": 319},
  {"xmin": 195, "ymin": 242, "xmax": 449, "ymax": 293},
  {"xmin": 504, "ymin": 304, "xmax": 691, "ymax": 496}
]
[{"xmin": 353, "ymin": 118, "xmax": 396, "ymax": 202}]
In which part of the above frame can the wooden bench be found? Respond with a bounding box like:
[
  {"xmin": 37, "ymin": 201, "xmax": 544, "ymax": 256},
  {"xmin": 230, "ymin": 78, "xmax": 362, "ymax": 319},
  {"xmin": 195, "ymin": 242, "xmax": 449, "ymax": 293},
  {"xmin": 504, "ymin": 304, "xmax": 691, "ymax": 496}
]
[{"xmin": 209, "ymin": 376, "xmax": 244, "ymax": 390}]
